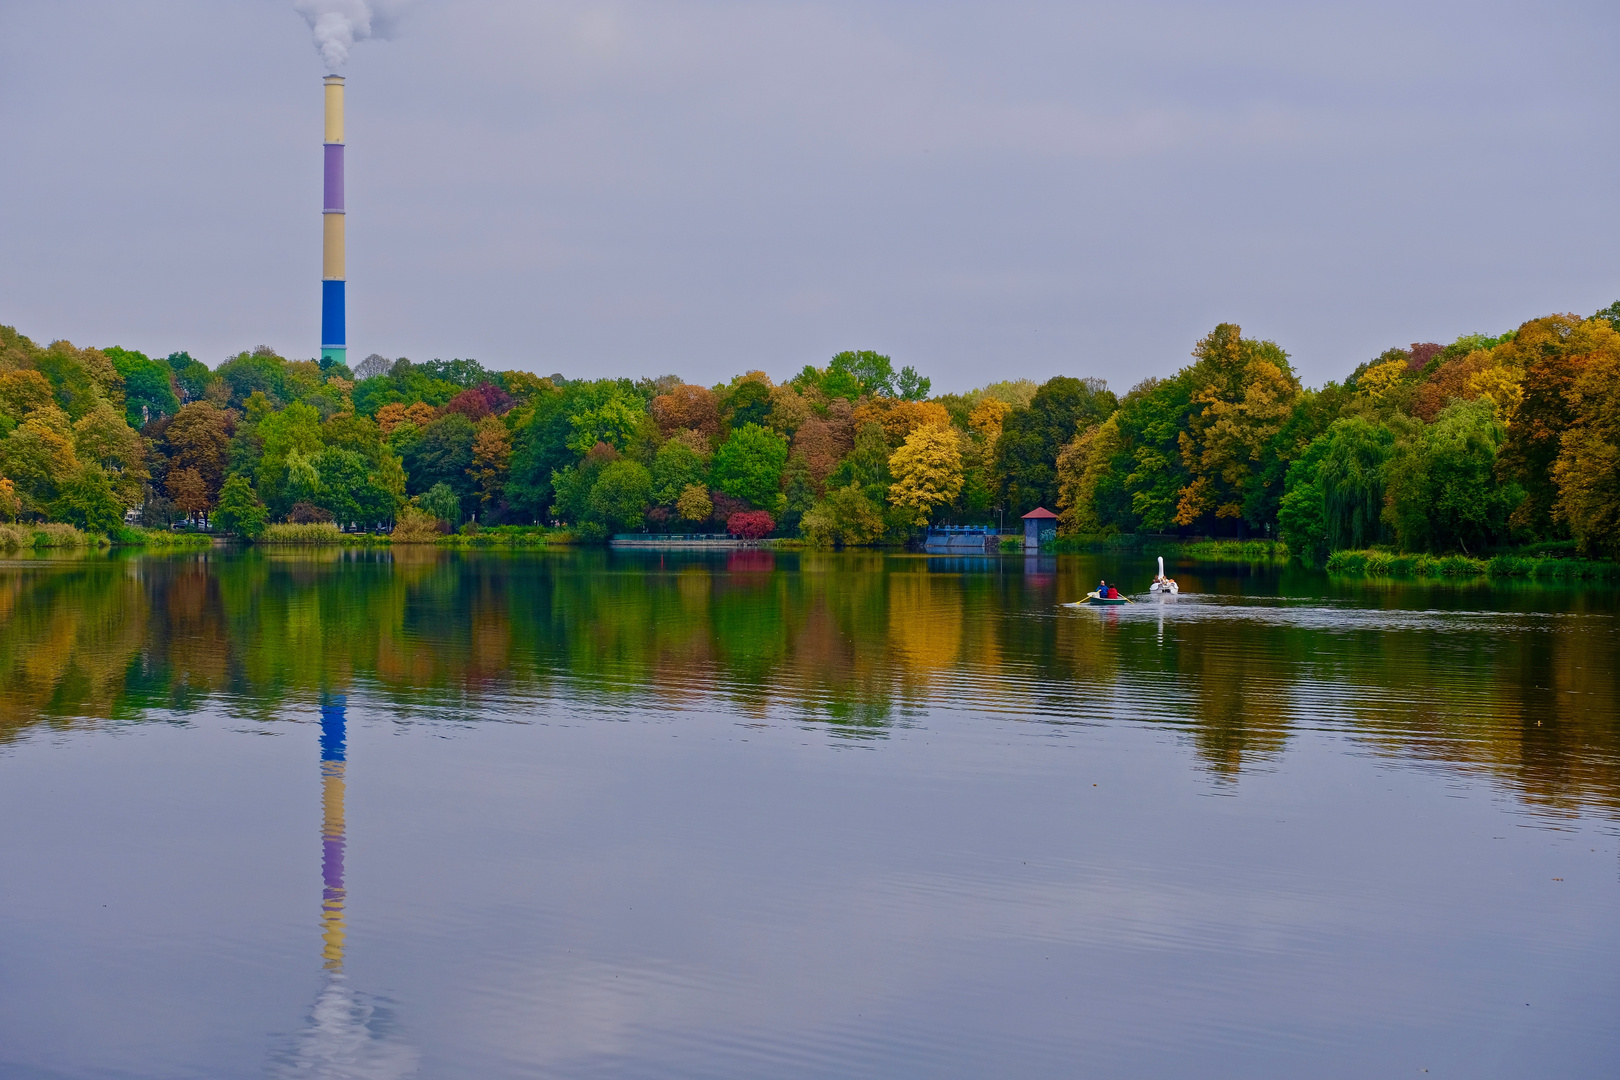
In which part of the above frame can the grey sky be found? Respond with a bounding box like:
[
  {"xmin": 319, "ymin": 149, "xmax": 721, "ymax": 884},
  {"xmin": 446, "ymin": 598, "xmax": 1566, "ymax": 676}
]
[{"xmin": 2, "ymin": 1, "xmax": 1615, "ymax": 392}]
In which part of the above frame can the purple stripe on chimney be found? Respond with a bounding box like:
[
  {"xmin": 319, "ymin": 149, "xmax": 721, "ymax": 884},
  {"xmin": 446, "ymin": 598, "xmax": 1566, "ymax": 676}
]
[
  {"xmin": 324, "ymin": 143, "xmax": 344, "ymax": 211},
  {"xmin": 323, "ymin": 835, "xmax": 345, "ymax": 890}
]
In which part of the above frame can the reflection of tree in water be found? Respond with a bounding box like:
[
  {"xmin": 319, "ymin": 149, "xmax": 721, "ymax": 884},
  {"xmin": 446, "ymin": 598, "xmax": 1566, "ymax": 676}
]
[
  {"xmin": 3, "ymin": 552, "xmax": 1620, "ymax": 813},
  {"xmin": 1162, "ymin": 619, "xmax": 1293, "ymax": 779},
  {"xmin": 269, "ymin": 695, "xmax": 417, "ymax": 1079}
]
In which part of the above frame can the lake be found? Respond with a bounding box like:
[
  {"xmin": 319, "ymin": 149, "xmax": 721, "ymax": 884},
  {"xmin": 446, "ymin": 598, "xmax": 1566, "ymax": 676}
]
[{"xmin": 1, "ymin": 549, "xmax": 1616, "ymax": 1079}]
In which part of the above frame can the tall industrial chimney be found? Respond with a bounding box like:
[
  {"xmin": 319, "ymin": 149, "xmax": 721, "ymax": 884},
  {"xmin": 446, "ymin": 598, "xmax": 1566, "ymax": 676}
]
[{"xmin": 321, "ymin": 75, "xmax": 346, "ymax": 367}]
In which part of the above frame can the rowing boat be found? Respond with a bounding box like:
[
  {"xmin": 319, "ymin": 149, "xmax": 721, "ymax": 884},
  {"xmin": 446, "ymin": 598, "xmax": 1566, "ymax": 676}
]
[{"xmin": 1066, "ymin": 591, "xmax": 1132, "ymax": 606}]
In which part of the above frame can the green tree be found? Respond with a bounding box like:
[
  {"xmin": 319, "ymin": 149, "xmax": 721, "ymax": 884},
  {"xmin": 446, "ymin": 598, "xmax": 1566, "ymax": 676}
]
[
  {"xmin": 651, "ymin": 438, "xmax": 708, "ymax": 505},
  {"xmin": 567, "ymin": 391, "xmax": 646, "ymax": 456},
  {"xmin": 780, "ymin": 454, "xmax": 817, "ymax": 535},
  {"xmin": 313, "ymin": 448, "xmax": 394, "ymax": 527},
  {"xmin": 253, "ymin": 402, "xmax": 320, "ymax": 514},
  {"xmin": 166, "ymin": 352, "xmax": 214, "ymax": 402},
  {"xmin": 1319, "ymin": 417, "xmax": 1395, "ymax": 550},
  {"xmin": 991, "ymin": 376, "xmax": 1118, "ymax": 515},
  {"xmin": 712, "ymin": 423, "xmax": 789, "ymax": 508},
  {"xmin": 420, "ymin": 482, "xmax": 463, "ymax": 527},
  {"xmin": 721, "ymin": 379, "xmax": 773, "ymax": 432},
  {"xmin": 213, "ymin": 475, "xmax": 269, "ymax": 538},
  {"xmin": 827, "ymin": 421, "xmax": 893, "ymax": 502},
  {"xmin": 1385, "ymin": 401, "xmax": 1521, "ymax": 553},
  {"xmin": 403, "ymin": 412, "xmax": 478, "ymax": 515},
  {"xmin": 588, "ymin": 460, "xmax": 654, "ymax": 530},
  {"xmin": 52, "ymin": 466, "xmax": 124, "ymax": 533},
  {"xmin": 1275, "ymin": 435, "xmax": 1331, "ymax": 564},
  {"xmin": 104, "ymin": 347, "xmax": 179, "ymax": 428},
  {"xmin": 800, "ymin": 484, "xmax": 886, "ymax": 546}
]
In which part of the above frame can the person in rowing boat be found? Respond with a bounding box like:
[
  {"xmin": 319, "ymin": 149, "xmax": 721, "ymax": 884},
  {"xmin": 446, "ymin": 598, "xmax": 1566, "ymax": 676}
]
[
  {"xmin": 1106, "ymin": 584, "xmax": 1121, "ymax": 599},
  {"xmin": 1096, "ymin": 579, "xmax": 1107, "ymax": 599}
]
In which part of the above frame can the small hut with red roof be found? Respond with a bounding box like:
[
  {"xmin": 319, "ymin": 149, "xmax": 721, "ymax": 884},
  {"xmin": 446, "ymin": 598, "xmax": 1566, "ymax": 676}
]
[{"xmin": 1022, "ymin": 507, "xmax": 1058, "ymax": 551}]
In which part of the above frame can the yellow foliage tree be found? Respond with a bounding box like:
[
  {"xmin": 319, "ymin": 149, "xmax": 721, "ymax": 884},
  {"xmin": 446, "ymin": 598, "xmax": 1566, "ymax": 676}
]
[
  {"xmin": 1355, "ymin": 359, "xmax": 1409, "ymax": 402},
  {"xmin": 1055, "ymin": 416, "xmax": 1123, "ymax": 535},
  {"xmin": 467, "ymin": 416, "xmax": 512, "ymax": 512},
  {"xmin": 73, "ymin": 402, "xmax": 148, "ymax": 508},
  {"xmin": 854, "ymin": 398, "xmax": 951, "ymax": 447},
  {"xmin": 887, "ymin": 424, "xmax": 963, "ymax": 525},
  {"xmin": 968, "ymin": 398, "xmax": 1013, "ymax": 448},
  {"xmin": 1552, "ymin": 349, "xmax": 1620, "ymax": 555},
  {"xmin": 1176, "ymin": 357, "xmax": 1300, "ymax": 525},
  {"xmin": 676, "ymin": 483, "xmax": 713, "ymax": 522}
]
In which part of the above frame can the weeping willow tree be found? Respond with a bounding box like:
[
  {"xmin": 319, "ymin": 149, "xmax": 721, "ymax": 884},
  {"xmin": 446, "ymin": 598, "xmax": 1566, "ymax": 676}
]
[{"xmin": 1318, "ymin": 417, "xmax": 1395, "ymax": 550}]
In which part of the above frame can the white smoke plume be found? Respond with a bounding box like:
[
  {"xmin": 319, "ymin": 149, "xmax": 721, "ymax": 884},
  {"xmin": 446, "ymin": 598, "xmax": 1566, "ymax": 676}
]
[{"xmin": 294, "ymin": 1, "xmax": 408, "ymax": 71}]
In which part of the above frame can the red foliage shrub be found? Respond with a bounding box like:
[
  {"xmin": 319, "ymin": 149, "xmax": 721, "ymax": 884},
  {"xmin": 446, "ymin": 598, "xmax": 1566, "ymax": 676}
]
[
  {"xmin": 727, "ymin": 510, "xmax": 775, "ymax": 539},
  {"xmin": 442, "ymin": 382, "xmax": 515, "ymax": 421}
]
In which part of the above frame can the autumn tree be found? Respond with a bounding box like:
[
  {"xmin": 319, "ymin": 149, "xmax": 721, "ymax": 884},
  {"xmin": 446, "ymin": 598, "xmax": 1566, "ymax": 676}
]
[
  {"xmin": 968, "ymin": 398, "xmax": 1013, "ymax": 449},
  {"xmin": 676, "ymin": 483, "xmax": 713, "ymax": 523},
  {"xmin": 0, "ymin": 410, "xmax": 80, "ymax": 513},
  {"xmin": 791, "ymin": 418, "xmax": 840, "ymax": 489},
  {"xmin": 1551, "ymin": 345, "xmax": 1620, "ymax": 555},
  {"xmin": 73, "ymin": 403, "xmax": 147, "ymax": 507},
  {"xmin": 650, "ymin": 384, "xmax": 721, "ymax": 439},
  {"xmin": 1499, "ymin": 314, "xmax": 1620, "ymax": 537},
  {"xmin": 1172, "ymin": 324, "xmax": 1301, "ymax": 530},
  {"xmin": 887, "ymin": 424, "xmax": 964, "ymax": 525},
  {"xmin": 853, "ymin": 398, "xmax": 952, "ymax": 447},
  {"xmin": 800, "ymin": 484, "xmax": 885, "ymax": 546},
  {"xmin": 164, "ymin": 402, "xmax": 234, "ymax": 502},
  {"xmin": 467, "ymin": 416, "xmax": 512, "ymax": 513},
  {"xmin": 168, "ymin": 467, "xmax": 212, "ymax": 524},
  {"xmin": 1055, "ymin": 418, "xmax": 1126, "ymax": 535}
]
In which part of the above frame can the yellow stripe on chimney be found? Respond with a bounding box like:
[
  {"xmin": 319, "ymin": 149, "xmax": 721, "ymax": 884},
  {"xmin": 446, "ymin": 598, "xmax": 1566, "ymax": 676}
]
[
  {"xmin": 323, "ymin": 213, "xmax": 345, "ymax": 279},
  {"xmin": 323, "ymin": 75, "xmax": 345, "ymax": 143}
]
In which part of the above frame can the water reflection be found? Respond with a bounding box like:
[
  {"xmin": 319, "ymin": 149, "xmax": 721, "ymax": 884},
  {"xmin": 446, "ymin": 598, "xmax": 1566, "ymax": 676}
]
[
  {"xmin": 270, "ymin": 694, "xmax": 418, "ymax": 1078},
  {"xmin": 0, "ymin": 550, "xmax": 1617, "ymax": 815}
]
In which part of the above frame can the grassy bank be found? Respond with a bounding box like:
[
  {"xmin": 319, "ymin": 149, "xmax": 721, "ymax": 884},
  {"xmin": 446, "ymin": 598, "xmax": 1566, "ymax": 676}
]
[
  {"xmin": 0, "ymin": 523, "xmax": 104, "ymax": 551},
  {"xmin": 434, "ymin": 525, "xmax": 572, "ymax": 548},
  {"xmin": 253, "ymin": 522, "xmax": 574, "ymax": 548},
  {"xmin": 109, "ymin": 527, "xmax": 215, "ymax": 549},
  {"xmin": 1326, "ymin": 548, "xmax": 1620, "ymax": 579},
  {"xmin": 258, "ymin": 523, "xmax": 389, "ymax": 546},
  {"xmin": 1051, "ymin": 534, "xmax": 1291, "ymax": 564}
]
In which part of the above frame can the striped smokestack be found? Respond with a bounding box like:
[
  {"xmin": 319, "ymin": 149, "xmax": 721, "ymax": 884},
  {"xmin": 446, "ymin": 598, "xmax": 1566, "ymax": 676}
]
[{"xmin": 321, "ymin": 75, "xmax": 346, "ymax": 366}]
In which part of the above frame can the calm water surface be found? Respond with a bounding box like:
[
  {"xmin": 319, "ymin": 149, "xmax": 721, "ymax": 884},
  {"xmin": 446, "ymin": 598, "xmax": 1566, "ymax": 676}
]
[{"xmin": 1, "ymin": 550, "xmax": 1617, "ymax": 1079}]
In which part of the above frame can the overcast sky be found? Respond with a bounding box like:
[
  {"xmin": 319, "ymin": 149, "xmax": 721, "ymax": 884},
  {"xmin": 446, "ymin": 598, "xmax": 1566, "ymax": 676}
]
[{"xmin": 2, "ymin": 1, "xmax": 1616, "ymax": 392}]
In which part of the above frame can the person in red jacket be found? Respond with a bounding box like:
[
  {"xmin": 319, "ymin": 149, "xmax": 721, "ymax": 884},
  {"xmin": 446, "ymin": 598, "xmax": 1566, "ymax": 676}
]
[{"xmin": 1106, "ymin": 585, "xmax": 1121, "ymax": 599}]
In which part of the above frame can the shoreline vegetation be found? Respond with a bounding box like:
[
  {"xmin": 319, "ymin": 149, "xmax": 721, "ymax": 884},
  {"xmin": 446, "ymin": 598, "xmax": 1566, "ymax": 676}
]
[{"xmin": 3, "ymin": 301, "xmax": 1620, "ymax": 567}]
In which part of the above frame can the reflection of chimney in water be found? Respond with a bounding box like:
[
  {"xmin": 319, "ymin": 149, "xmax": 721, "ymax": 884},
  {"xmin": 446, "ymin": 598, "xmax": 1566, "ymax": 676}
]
[
  {"xmin": 319, "ymin": 693, "xmax": 347, "ymax": 970},
  {"xmin": 320, "ymin": 75, "xmax": 347, "ymax": 368}
]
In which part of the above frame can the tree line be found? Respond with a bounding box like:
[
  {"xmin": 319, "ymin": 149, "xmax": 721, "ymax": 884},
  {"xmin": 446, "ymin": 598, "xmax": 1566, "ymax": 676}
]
[{"xmin": 1, "ymin": 302, "xmax": 1617, "ymax": 555}]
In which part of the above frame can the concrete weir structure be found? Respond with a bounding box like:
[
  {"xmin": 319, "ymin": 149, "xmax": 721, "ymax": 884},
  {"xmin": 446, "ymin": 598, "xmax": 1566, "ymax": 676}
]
[{"xmin": 320, "ymin": 75, "xmax": 346, "ymax": 366}]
